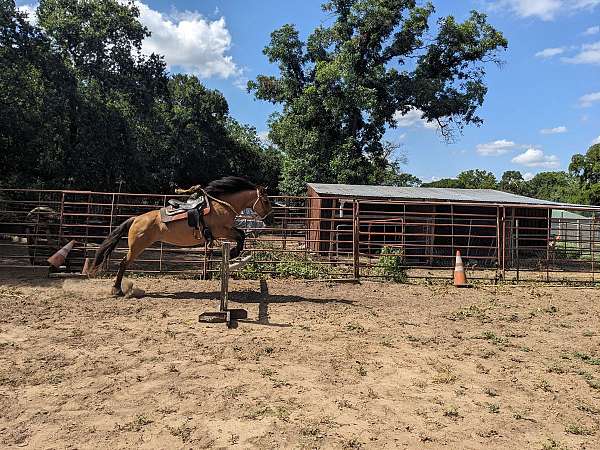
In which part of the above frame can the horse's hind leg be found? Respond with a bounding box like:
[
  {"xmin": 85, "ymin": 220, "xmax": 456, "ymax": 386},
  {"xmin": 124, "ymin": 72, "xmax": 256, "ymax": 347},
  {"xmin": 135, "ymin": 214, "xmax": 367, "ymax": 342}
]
[{"xmin": 112, "ymin": 235, "xmax": 153, "ymax": 296}]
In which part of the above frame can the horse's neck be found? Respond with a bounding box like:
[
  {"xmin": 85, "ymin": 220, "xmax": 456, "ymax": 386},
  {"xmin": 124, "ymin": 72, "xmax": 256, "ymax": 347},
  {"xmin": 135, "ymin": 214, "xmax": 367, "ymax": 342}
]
[{"xmin": 220, "ymin": 190, "xmax": 255, "ymax": 214}]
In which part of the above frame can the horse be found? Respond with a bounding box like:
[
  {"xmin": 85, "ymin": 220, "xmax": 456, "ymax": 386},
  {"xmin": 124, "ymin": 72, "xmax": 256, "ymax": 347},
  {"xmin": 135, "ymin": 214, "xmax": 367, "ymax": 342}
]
[{"xmin": 89, "ymin": 176, "xmax": 274, "ymax": 296}]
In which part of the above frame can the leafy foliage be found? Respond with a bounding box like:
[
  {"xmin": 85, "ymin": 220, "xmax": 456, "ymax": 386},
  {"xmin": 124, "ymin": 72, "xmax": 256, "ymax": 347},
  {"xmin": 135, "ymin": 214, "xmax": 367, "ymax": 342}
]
[
  {"xmin": 374, "ymin": 246, "xmax": 407, "ymax": 283},
  {"xmin": 0, "ymin": 0, "xmax": 280, "ymax": 192},
  {"xmin": 250, "ymin": 0, "xmax": 507, "ymax": 194}
]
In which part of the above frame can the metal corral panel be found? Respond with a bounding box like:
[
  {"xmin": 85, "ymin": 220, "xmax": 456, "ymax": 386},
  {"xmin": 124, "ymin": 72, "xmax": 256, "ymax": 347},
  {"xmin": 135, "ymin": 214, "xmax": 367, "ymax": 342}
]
[{"xmin": 307, "ymin": 183, "xmax": 591, "ymax": 208}]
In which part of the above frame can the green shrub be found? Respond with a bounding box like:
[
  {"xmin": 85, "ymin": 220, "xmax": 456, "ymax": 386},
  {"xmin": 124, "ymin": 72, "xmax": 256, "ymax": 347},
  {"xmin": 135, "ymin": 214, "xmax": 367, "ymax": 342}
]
[
  {"xmin": 234, "ymin": 243, "xmax": 340, "ymax": 280},
  {"xmin": 374, "ymin": 246, "xmax": 407, "ymax": 283}
]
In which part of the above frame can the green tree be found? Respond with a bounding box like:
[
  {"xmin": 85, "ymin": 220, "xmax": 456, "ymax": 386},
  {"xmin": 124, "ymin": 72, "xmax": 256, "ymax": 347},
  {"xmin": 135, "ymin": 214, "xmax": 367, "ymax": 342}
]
[
  {"xmin": 421, "ymin": 178, "xmax": 462, "ymax": 188},
  {"xmin": 499, "ymin": 170, "xmax": 527, "ymax": 195},
  {"xmin": 569, "ymin": 143, "xmax": 600, "ymax": 205},
  {"xmin": 456, "ymin": 169, "xmax": 497, "ymax": 189},
  {"xmin": 250, "ymin": 1, "xmax": 507, "ymax": 194},
  {"xmin": 525, "ymin": 171, "xmax": 582, "ymax": 204}
]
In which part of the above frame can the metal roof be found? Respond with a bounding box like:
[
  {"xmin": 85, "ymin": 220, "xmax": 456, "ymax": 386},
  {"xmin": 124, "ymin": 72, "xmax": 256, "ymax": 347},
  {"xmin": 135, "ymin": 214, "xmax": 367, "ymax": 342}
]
[{"xmin": 307, "ymin": 183, "xmax": 597, "ymax": 209}]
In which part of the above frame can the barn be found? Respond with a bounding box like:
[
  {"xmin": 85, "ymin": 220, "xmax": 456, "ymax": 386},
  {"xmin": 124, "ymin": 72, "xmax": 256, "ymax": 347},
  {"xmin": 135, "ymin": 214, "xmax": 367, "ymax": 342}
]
[{"xmin": 306, "ymin": 183, "xmax": 600, "ymax": 273}]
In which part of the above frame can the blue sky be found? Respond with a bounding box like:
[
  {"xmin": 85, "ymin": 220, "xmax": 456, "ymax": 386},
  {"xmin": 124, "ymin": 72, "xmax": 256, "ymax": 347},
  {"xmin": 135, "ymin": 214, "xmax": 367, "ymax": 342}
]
[{"xmin": 18, "ymin": 0, "xmax": 600, "ymax": 182}]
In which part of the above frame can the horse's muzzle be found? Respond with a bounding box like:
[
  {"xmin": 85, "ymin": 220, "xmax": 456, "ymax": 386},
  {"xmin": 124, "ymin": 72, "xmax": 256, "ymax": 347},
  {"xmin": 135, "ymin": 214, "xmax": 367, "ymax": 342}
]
[{"xmin": 263, "ymin": 212, "xmax": 275, "ymax": 227}]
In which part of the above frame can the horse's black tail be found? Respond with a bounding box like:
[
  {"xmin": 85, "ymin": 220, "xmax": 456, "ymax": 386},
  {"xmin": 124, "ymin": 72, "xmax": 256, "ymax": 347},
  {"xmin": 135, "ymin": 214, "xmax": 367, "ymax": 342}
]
[{"xmin": 89, "ymin": 217, "xmax": 135, "ymax": 275}]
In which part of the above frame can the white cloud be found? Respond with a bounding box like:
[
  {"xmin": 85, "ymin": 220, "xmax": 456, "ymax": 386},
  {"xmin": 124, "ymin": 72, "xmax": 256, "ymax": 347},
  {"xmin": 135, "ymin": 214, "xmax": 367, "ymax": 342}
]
[
  {"xmin": 579, "ymin": 91, "xmax": 600, "ymax": 107},
  {"xmin": 17, "ymin": 3, "xmax": 38, "ymax": 25},
  {"xmin": 476, "ymin": 139, "xmax": 516, "ymax": 156},
  {"xmin": 540, "ymin": 125, "xmax": 567, "ymax": 134},
  {"xmin": 592, "ymin": 136, "xmax": 600, "ymax": 145},
  {"xmin": 535, "ymin": 47, "xmax": 565, "ymax": 58},
  {"xmin": 133, "ymin": 1, "xmax": 238, "ymax": 78},
  {"xmin": 584, "ymin": 25, "xmax": 600, "ymax": 35},
  {"xmin": 495, "ymin": 0, "xmax": 600, "ymax": 20},
  {"xmin": 563, "ymin": 41, "xmax": 600, "ymax": 65},
  {"xmin": 523, "ymin": 172, "xmax": 535, "ymax": 181},
  {"xmin": 393, "ymin": 108, "xmax": 438, "ymax": 130},
  {"xmin": 511, "ymin": 148, "xmax": 560, "ymax": 168}
]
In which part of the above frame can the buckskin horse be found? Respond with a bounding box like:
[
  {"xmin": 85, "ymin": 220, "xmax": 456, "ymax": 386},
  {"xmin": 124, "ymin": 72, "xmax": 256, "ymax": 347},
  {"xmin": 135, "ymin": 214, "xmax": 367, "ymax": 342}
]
[{"xmin": 89, "ymin": 177, "xmax": 274, "ymax": 296}]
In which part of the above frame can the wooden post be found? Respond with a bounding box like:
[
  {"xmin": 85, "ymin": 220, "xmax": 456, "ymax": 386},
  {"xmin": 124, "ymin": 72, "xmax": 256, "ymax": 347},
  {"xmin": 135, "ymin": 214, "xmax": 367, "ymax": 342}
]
[
  {"xmin": 220, "ymin": 242, "xmax": 230, "ymax": 312},
  {"xmin": 352, "ymin": 201, "xmax": 360, "ymax": 280}
]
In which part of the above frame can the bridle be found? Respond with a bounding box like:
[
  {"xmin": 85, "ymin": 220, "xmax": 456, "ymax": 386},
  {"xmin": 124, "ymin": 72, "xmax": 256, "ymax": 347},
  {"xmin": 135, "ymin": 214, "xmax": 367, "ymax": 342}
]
[{"xmin": 252, "ymin": 187, "xmax": 273, "ymax": 220}]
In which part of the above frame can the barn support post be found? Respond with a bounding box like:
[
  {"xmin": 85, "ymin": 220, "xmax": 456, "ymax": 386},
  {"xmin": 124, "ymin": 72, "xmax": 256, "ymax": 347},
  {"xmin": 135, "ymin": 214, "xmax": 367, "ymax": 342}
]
[
  {"xmin": 546, "ymin": 209, "xmax": 551, "ymax": 283},
  {"xmin": 501, "ymin": 207, "xmax": 506, "ymax": 281},
  {"xmin": 515, "ymin": 219, "xmax": 520, "ymax": 282},
  {"xmin": 592, "ymin": 217, "xmax": 596, "ymax": 283},
  {"xmin": 352, "ymin": 200, "xmax": 360, "ymax": 280}
]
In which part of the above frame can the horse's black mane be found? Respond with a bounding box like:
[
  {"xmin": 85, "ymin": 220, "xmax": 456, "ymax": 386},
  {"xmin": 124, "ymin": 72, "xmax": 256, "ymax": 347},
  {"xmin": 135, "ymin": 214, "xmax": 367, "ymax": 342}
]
[{"xmin": 204, "ymin": 176, "xmax": 256, "ymax": 198}]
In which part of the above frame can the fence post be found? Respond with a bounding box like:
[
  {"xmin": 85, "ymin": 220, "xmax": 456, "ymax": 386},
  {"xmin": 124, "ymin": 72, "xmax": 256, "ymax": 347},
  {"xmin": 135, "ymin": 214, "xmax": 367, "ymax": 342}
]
[{"xmin": 352, "ymin": 200, "xmax": 360, "ymax": 280}]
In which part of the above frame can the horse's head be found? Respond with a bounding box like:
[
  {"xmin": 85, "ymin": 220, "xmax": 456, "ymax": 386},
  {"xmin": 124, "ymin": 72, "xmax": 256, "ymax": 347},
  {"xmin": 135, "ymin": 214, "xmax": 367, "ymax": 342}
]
[{"xmin": 252, "ymin": 186, "xmax": 274, "ymax": 226}]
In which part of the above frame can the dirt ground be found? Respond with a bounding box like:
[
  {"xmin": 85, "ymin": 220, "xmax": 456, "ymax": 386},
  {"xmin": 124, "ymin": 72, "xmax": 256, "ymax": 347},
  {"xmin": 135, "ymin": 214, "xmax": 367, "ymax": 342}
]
[{"xmin": 0, "ymin": 272, "xmax": 599, "ymax": 449}]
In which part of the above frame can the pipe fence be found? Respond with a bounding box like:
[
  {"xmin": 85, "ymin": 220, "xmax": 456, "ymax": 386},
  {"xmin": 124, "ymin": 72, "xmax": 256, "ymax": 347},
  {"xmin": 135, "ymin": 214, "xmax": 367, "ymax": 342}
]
[{"xmin": 1, "ymin": 188, "xmax": 599, "ymax": 283}]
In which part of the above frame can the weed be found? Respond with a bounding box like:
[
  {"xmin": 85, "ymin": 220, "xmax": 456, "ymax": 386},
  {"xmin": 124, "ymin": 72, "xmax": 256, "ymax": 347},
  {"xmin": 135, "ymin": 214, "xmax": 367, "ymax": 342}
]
[
  {"xmin": 116, "ymin": 414, "xmax": 153, "ymax": 432},
  {"xmin": 547, "ymin": 365, "xmax": 566, "ymax": 374},
  {"xmin": 477, "ymin": 429, "xmax": 499, "ymax": 438},
  {"xmin": 444, "ymin": 406, "xmax": 460, "ymax": 418},
  {"xmin": 336, "ymin": 399, "xmax": 354, "ymax": 409},
  {"xmin": 574, "ymin": 352, "xmax": 600, "ymax": 366},
  {"xmin": 564, "ymin": 423, "xmax": 594, "ymax": 435},
  {"xmin": 476, "ymin": 362, "xmax": 490, "ymax": 374},
  {"xmin": 345, "ymin": 322, "xmax": 365, "ymax": 333},
  {"xmin": 356, "ymin": 364, "xmax": 367, "ymax": 377},
  {"xmin": 480, "ymin": 331, "xmax": 507, "ymax": 345},
  {"xmin": 536, "ymin": 379, "xmax": 553, "ymax": 393},
  {"xmin": 343, "ymin": 437, "xmax": 363, "ymax": 449},
  {"xmin": 373, "ymin": 246, "xmax": 407, "ymax": 283},
  {"xmin": 432, "ymin": 364, "xmax": 457, "ymax": 384},
  {"xmin": 541, "ymin": 438, "xmax": 568, "ymax": 450},
  {"xmin": 168, "ymin": 364, "xmax": 178, "ymax": 373},
  {"xmin": 367, "ymin": 387, "xmax": 379, "ymax": 399},
  {"xmin": 229, "ymin": 434, "xmax": 239, "ymax": 445},
  {"xmin": 488, "ymin": 403, "xmax": 500, "ymax": 414},
  {"xmin": 167, "ymin": 422, "xmax": 194, "ymax": 442},
  {"xmin": 260, "ymin": 368, "xmax": 275, "ymax": 378},
  {"xmin": 224, "ymin": 385, "xmax": 245, "ymax": 399},
  {"xmin": 577, "ymin": 404, "xmax": 600, "ymax": 415},
  {"xmin": 484, "ymin": 387, "xmax": 498, "ymax": 397}
]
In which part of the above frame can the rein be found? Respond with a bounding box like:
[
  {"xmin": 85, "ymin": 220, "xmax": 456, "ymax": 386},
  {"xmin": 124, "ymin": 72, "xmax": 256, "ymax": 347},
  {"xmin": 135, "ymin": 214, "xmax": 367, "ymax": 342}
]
[{"xmin": 201, "ymin": 189, "xmax": 241, "ymax": 216}]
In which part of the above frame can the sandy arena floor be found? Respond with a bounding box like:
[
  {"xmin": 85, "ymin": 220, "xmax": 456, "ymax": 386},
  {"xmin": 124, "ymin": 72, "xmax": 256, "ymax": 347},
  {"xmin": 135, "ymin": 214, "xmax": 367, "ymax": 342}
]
[{"xmin": 0, "ymin": 272, "xmax": 599, "ymax": 449}]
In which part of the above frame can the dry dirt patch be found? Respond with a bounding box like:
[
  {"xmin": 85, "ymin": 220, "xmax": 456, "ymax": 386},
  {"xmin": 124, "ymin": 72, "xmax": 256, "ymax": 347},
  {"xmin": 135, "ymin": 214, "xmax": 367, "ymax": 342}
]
[{"xmin": 0, "ymin": 273, "xmax": 599, "ymax": 449}]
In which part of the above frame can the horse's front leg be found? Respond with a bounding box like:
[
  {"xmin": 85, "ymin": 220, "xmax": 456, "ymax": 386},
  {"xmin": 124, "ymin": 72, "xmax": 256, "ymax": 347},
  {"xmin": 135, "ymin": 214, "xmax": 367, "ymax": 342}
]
[{"xmin": 230, "ymin": 227, "xmax": 245, "ymax": 259}]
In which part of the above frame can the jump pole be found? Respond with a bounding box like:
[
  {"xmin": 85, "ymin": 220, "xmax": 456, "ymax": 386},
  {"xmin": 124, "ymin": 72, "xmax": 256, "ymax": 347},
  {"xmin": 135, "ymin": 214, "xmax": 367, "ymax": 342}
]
[{"xmin": 198, "ymin": 241, "xmax": 250, "ymax": 328}]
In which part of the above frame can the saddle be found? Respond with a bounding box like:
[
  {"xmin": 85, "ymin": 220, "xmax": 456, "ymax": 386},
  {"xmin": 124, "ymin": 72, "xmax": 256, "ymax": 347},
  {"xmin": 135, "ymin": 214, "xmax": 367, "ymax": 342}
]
[{"xmin": 160, "ymin": 195, "xmax": 212, "ymax": 242}]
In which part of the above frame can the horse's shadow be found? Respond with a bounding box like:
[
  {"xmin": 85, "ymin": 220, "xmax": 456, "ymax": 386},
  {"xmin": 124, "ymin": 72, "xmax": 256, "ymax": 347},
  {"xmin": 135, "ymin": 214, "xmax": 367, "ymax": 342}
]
[{"xmin": 144, "ymin": 280, "xmax": 353, "ymax": 327}]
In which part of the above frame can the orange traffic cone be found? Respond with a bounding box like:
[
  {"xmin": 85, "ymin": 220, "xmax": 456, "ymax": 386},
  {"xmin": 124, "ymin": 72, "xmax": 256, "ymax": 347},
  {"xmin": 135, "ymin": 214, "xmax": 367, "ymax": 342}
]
[
  {"xmin": 81, "ymin": 257, "xmax": 91, "ymax": 275},
  {"xmin": 453, "ymin": 250, "xmax": 470, "ymax": 287},
  {"xmin": 47, "ymin": 240, "xmax": 76, "ymax": 268}
]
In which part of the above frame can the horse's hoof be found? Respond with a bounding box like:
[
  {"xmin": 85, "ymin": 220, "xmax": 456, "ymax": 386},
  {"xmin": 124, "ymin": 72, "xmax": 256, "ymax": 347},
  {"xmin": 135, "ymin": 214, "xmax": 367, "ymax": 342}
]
[{"xmin": 111, "ymin": 287, "xmax": 124, "ymax": 297}]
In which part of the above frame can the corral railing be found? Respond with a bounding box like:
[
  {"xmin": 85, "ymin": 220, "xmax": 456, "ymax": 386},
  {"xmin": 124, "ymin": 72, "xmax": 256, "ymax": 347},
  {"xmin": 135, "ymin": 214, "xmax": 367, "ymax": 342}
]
[{"xmin": 1, "ymin": 188, "xmax": 599, "ymax": 283}]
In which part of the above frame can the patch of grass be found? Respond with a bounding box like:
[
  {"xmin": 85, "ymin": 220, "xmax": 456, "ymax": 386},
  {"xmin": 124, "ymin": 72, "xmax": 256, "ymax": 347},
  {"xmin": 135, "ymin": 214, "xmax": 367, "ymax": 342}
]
[
  {"xmin": 564, "ymin": 423, "xmax": 594, "ymax": 436},
  {"xmin": 574, "ymin": 352, "xmax": 600, "ymax": 366},
  {"xmin": 447, "ymin": 305, "xmax": 490, "ymax": 323},
  {"xmin": 547, "ymin": 364, "xmax": 566, "ymax": 374},
  {"xmin": 443, "ymin": 406, "xmax": 460, "ymax": 418},
  {"xmin": 432, "ymin": 364, "xmax": 458, "ymax": 384},
  {"xmin": 479, "ymin": 331, "xmax": 508, "ymax": 345},
  {"xmin": 116, "ymin": 414, "xmax": 153, "ymax": 432},
  {"xmin": 541, "ymin": 438, "xmax": 569, "ymax": 450},
  {"xmin": 577, "ymin": 404, "xmax": 600, "ymax": 415},
  {"xmin": 343, "ymin": 437, "xmax": 363, "ymax": 449},
  {"xmin": 167, "ymin": 422, "xmax": 194, "ymax": 443},
  {"xmin": 345, "ymin": 322, "xmax": 365, "ymax": 333}
]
